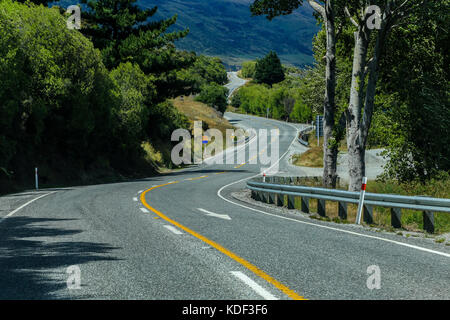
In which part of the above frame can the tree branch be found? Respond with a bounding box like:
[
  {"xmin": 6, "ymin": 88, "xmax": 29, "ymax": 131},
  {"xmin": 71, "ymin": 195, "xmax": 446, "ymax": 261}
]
[
  {"xmin": 307, "ymin": 0, "xmax": 325, "ymax": 18},
  {"xmin": 344, "ymin": 6, "xmax": 359, "ymax": 27}
]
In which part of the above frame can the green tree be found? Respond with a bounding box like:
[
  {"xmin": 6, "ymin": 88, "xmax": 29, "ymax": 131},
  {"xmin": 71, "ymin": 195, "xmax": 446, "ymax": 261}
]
[
  {"xmin": 254, "ymin": 51, "xmax": 285, "ymax": 86},
  {"xmin": 231, "ymin": 92, "xmax": 242, "ymax": 108},
  {"xmin": 110, "ymin": 62, "xmax": 154, "ymax": 157},
  {"xmin": 290, "ymin": 98, "xmax": 312, "ymax": 123},
  {"xmin": 241, "ymin": 61, "xmax": 257, "ymax": 78},
  {"xmin": 0, "ymin": 0, "xmax": 120, "ymax": 184},
  {"xmin": 177, "ymin": 54, "xmax": 228, "ymax": 94},
  {"xmin": 195, "ymin": 84, "xmax": 228, "ymax": 114},
  {"xmin": 15, "ymin": 0, "xmax": 57, "ymax": 5},
  {"xmin": 376, "ymin": 0, "xmax": 450, "ymax": 182},
  {"xmin": 81, "ymin": 0, "xmax": 193, "ymax": 102}
]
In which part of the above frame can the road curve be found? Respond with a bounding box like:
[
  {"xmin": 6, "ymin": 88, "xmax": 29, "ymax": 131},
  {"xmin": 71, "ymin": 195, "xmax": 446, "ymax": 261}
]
[{"xmin": 0, "ymin": 113, "xmax": 449, "ymax": 300}]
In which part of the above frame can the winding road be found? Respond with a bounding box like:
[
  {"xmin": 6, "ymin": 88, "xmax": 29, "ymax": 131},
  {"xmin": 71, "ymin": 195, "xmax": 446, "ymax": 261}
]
[{"xmin": 1, "ymin": 112, "xmax": 449, "ymax": 300}]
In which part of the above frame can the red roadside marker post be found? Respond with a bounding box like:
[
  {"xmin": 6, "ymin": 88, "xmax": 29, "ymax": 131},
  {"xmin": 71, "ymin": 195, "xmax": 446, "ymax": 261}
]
[{"xmin": 355, "ymin": 177, "xmax": 368, "ymax": 225}]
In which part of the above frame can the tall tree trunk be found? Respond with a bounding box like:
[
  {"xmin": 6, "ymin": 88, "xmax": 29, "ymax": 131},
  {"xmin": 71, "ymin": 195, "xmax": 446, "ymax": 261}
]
[
  {"xmin": 322, "ymin": 0, "xmax": 338, "ymax": 188},
  {"xmin": 346, "ymin": 29, "xmax": 370, "ymax": 191}
]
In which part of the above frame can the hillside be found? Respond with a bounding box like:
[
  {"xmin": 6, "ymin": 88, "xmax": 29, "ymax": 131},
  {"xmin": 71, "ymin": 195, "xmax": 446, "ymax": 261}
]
[{"xmin": 141, "ymin": 0, "xmax": 319, "ymax": 69}]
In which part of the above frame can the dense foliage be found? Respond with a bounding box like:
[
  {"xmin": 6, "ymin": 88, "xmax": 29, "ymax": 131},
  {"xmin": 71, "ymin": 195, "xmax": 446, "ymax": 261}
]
[
  {"xmin": 0, "ymin": 1, "xmax": 122, "ymax": 188},
  {"xmin": 178, "ymin": 55, "xmax": 228, "ymax": 94},
  {"xmin": 375, "ymin": 0, "xmax": 450, "ymax": 181},
  {"xmin": 234, "ymin": 74, "xmax": 312, "ymax": 123},
  {"xmin": 240, "ymin": 61, "xmax": 257, "ymax": 79},
  {"xmin": 0, "ymin": 0, "xmax": 224, "ymax": 192},
  {"xmin": 254, "ymin": 51, "xmax": 285, "ymax": 86},
  {"xmin": 194, "ymin": 84, "xmax": 228, "ymax": 114}
]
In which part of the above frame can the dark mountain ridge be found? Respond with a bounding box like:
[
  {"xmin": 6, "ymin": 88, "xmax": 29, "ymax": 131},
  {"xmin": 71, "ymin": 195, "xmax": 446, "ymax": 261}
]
[{"xmin": 142, "ymin": 0, "xmax": 319, "ymax": 69}]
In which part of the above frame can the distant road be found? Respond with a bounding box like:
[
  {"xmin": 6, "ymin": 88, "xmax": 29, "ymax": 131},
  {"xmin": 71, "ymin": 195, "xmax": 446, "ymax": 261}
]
[{"xmin": 225, "ymin": 71, "xmax": 248, "ymax": 99}]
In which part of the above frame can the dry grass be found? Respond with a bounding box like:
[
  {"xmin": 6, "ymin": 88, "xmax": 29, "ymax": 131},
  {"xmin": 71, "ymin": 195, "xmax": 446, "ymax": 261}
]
[
  {"xmin": 172, "ymin": 95, "xmax": 239, "ymax": 155},
  {"xmin": 172, "ymin": 96, "xmax": 234, "ymax": 135},
  {"xmin": 292, "ymin": 130, "xmax": 346, "ymax": 168},
  {"xmin": 292, "ymin": 148, "xmax": 323, "ymax": 167}
]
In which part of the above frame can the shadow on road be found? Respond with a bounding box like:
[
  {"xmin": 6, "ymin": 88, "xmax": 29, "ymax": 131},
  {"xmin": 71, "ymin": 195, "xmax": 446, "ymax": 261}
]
[{"xmin": 0, "ymin": 217, "xmax": 120, "ymax": 300}]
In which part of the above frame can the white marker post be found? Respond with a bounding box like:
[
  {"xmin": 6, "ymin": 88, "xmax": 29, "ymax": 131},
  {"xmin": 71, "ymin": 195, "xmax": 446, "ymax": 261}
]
[
  {"xmin": 263, "ymin": 172, "xmax": 266, "ymax": 183},
  {"xmin": 35, "ymin": 167, "xmax": 39, "ymax": 190},
  {"xmin": 355, "ymin": 177, "xmax": 368, "ymax": 225}
]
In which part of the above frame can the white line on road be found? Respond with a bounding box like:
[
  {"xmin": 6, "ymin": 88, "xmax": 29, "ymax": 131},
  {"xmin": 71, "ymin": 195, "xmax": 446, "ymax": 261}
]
[
  {"xmin": 0, "ymin": 191, "xmax": 57, "ymax": 225},
  {"xmin": 198, "ymin": 208, "xmax": 231, "ymax": 220},
  {"xmin": 164, "ymin": 225, "xmax": 183, "ymax": 235},
  {"xmin": 230, "ymin": 271, "xmax": 278, "ymax": 300},
  {"xmin": 138, "ymin": 190, "xmax": 144, "ymax": 194},
  {"xmin": 140, "ymin": 207, "xmax": 149, "ymax": 213},
  {"xmin": 133, "ymin": 197, "xmax": 138, "ymax": 202}
]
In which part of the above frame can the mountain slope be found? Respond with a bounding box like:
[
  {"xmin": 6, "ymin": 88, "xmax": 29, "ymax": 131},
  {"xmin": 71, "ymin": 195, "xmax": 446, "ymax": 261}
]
[{"xmin": 142, "ymin": 0, "xmax": 319, "ymax": 68}]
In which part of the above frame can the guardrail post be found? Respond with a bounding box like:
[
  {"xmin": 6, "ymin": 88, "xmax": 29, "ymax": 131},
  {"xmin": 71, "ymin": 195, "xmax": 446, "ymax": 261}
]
[
  {"xmin": 301, "ymin": 197, "xmax": 309, "ymax": 213},
  {"xmin": 363, "ymin": 204, "xmax": 374, "ymax": 224},
  {"xmin": 287, "ymin": 195, "xmax": 295, "ymax": 209},
  {"xmin": 276, "ymin": 194, "xmax": 283, "ymax": 207},
  {"xmin": 268, "ymin": 192, "xmax": 275, "ymax": 204},
  {"xmin": 423, "ymin": 211, "xmax": 435, "ymax": 234},
  {"xmin": 390, "ymin": 208, "xmax": 402, "ymax": 229},
  {"xmin": 255, "ymin": 191, "xmax": 263, "ymax": 202},
  {"xmin": 260, "ymin": 192, "xmax": 267, "ymax": 203},
  {"xmin": 317, "ymin": 199, "xmax": 326, "ymax": 217},
  {"xmin": 338, "ymin": 202, "xmax": 347, "ymax": 220}
]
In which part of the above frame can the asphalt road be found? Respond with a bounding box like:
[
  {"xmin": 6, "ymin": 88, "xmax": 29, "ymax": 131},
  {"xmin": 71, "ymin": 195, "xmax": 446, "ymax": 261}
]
[
  {"xmin": 225, "ymin": 72, "xmax": 248, "ymax": 99},
  {"xmin": 0, "ymin": 113, "xmax": 449, "ymax": 300}
]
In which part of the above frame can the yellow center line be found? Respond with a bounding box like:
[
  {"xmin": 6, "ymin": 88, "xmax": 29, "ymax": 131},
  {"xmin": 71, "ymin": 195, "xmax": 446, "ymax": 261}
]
[
  {"xmin": 187, "ymin": 175, "xmax": 208, "ymax": 181},
  {"xmin": 140, "ymin": 183, "xmax": 306, "ymax": 301}
]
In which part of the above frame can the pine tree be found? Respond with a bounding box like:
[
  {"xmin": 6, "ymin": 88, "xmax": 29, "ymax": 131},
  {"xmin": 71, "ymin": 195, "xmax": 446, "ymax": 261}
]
[
  {"xmin": 81, "ymin": 0, "xmax": 194, "ymax": 102},
  {"xmin": 254, "ymin": 51, "xmax": 285, "ymax": 86}
]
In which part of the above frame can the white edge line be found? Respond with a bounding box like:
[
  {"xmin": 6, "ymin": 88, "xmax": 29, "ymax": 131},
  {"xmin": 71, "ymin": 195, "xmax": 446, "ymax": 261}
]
[
  {"xmin": 197, "ymin": 208, "xmax": 231, "ymax": 220},
  {"xmin": 197, "ymin": 208, "xmax": 214, "ymax": 215},
  {"xmin": 0, "ymin": 191, "xmax": 57, "ymax": 224},
  {"xmin": 164, "ymin": 225, "xmax": 183, "ymax": 235},
  {"xmin": 133, "ymin": 197, "xmax": 138, "ymax": 202},
  {"xmin": 217, "ymin": 122, "xmax": 450, "ymax": 259},
  {"xmin": 140, "ymin": 207, "xmax": 150, "ymax": 213},
  {"xmin": 230, "ymin": 271, "xmax": 278, "ymax": 300}
]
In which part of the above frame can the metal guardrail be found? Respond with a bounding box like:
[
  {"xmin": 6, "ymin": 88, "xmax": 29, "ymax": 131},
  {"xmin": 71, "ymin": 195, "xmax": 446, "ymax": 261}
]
[
  {"xmin": 247, "ymin": 177, "xmax": 450, "ymax": 233},
  {"xmin": 298, "ymin": 126, "xmax": 314, "ymax": 147}
]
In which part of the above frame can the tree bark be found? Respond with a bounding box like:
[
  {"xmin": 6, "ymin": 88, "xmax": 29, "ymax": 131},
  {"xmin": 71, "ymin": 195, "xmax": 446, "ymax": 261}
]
[
  {"xmin": 322, "ymin": 0, "xmax": 338, "ymax": 188},
  {"xmin": 346, "ymin": 28, "xmax": 370, "ymax": 191}
]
